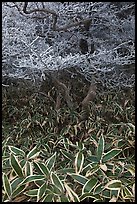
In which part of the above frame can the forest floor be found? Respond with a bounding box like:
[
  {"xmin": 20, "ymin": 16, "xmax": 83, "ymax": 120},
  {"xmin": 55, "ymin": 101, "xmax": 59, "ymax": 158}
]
[{"xmin": 2, "ymin": 72, "xmax": 135, "ymax": 202}]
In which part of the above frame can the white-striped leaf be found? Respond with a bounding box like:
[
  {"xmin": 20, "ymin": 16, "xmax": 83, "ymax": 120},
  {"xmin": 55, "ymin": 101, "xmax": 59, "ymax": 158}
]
[
  {"xmin": 50, "ymin": 172, "xmax": 64, "ymax": 192},
  {"xmin": 75, "ymin": 151, "xmax": 84, "ymax": 174},
  {"xmin": 51, "ymin": 184, "xmax": 62, "ymax": 195},
  {"xmin": 33, "ymin": 162, "xmax": 44, "ymax": 175},
  {"xmin": 64, "ymin": 182, "xmax": 80, "ymax": 202},
  {"xmin": 97, "ymin": 135, "xmax": 104, "ymax": 161},
  {"xmin": 27, "ymin": 146, "xmax": 40, "ymax": 160},
  {"xmin": 45, "ymin": 152, "xmax": 56, "ymax": 172},
  {"xmin": 125, "ymin": 165, "xmax": 135, "ymax": 177},
  {"xmin": 68, "ymin": 173, "xmax": 88, "ymax": 185},
  {"xmin": 80, "ymin": 192, "xmax": 100, "ymax": 201},
  {"xmin": 60, "ymin": 149, "xmax": 74, "ymax": 161},
  {"xmin": 105, "ymin": 180, "xmax": 122, "ymax": 190},
  {"xmin": 10, "ymin": 154, "xmax": 24, "ymax": 177},
  {"xmin": 20, "ymin": 159, "xmax": 27, "ymax": 168},
  {"xmin": 33, "ymin": 162, "xmax": 50, "ymax": 177},
  {"xmin": 25, "ymin": 189, "xmax": 38, "ymax": 197},
  {"xmin": 121, "ymin": 186, "xmax": 133, "ymax": 199},
  {"xmin": 102, "ymin": 189, "xmax": 111, "ymax": 198},
  {"xmin": 82, "ymin": 177, "xmax": 98, "ymax": 194},
  {"xmin": 76, "ymin": 141, "xmax": 85, "ymax": 150},
  {"xmin": 62, "ymin": 138, "xmax": 70, "ymax": 150},
  {"xmin": 34, "ymin": 180, "xmax": 45, "ymax": 187},
  {"xmin": 37, "ymin": 182, "xmax": 47, "ymax": 201},
  {"xmin": 42, "ymin": 194, "xmax": 54, "ymax": 202},
  {"xmin": 102, "ymin": 149, "xmax": 121, "ymax": 162},
  {"xmin": 87, "ymin": 155, "xmax": 99, "ymax": 163},
  {"xmin": 20, "ymin": 175, "xmax": 45, "ymax": 185},
  {"xmin": 93, "ymin": 183, "xmax": 104, "ymax": 195},
  {"xmin": 24, "ymin": 161, "xmax": 33, "ymax": 176},
  {"xmin": 57, "ymin": 168, "xmax": 75, "ymax": 174},
  {"xmin": 8, "ymin": 146, "xmax": 25, "ymax": 156},
  {"xmin": 11, "ymin": 177, "xmax": 24, "ymax": 192},
  {"xmin": 2, "ymin": 173, "xmax": 12, "ymax": 199},
  {"xmin": 85, "ymin": 164, "xmax": 99, "ymax": 177},
  {"xmin": 12, "ymin": 185, "xmax": 26, "ymax": 198},
  {"xmin": 132, "ymin": 183, "xmax": 135, "ymax": 198},
  {"xmin": 82, "ymin": 164, "xmax": 92, "ymax": 174}
]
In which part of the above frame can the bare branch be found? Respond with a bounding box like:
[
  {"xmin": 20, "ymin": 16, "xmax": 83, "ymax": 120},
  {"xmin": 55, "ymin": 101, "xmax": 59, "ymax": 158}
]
[
  {"xmin": 55, "ymin": 93, "xmax": 62, "ymax": 110},
  {"xmin": 81, "ymin": 84, "xmax": 96, "ymax": 109},
  {"xmin": 53, "ymin": 18, "xmax": 92, "ymax": 31},
  {"xmin": 80, "ymin": 83, "xmax": 96, "ymax": 121},
  {"xmin": 52, "ymin": 77, "xmax": 73, "ymax": 109},
  {"xmin": 22, "ymin": 2, "xmax": 58, "ymax": 16}
]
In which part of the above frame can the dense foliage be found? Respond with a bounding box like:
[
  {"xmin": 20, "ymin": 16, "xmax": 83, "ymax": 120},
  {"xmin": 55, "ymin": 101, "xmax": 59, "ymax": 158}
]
[
  {"xmin": 2, "ymin": 81, "xmax": 135, "ymax": 202},
  {"xmin": 2, "ymin": 2, "xmax": 135, "ymax": 202}
]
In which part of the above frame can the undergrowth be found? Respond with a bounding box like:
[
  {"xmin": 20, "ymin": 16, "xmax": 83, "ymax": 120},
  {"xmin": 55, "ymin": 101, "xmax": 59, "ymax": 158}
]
[{"xmin": 2, "ymin": 79, "xmax": 135, "ymax": 202}]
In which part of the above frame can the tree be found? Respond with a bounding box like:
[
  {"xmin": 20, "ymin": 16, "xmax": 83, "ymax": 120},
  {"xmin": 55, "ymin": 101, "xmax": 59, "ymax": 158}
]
[{"xmin": 2, "ymin": 2, "xmax": 135, "ymax": 90}]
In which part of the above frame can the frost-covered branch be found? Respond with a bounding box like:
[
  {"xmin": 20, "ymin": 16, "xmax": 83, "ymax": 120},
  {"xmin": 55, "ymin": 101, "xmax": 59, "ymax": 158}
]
[{"xmin": 2, "ymin": 2, "xmax": 135, "ymax": 90}]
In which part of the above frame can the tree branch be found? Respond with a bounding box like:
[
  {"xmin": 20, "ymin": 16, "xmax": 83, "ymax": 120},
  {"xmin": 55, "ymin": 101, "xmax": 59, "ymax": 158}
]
[
  {"xmin": 52, "ymin": 18, "xmax": 92, "ymax": 31},
  {"xmin": 80, "ymin": 83, "xmax": 96, "ymax": 121},
  {"xmin": 22, "ymin": 2, "xmax": 58, "ymax": 16},
  {"xmin": 52, "ymin": 76, "xmax": 73, "ymax": 109}
]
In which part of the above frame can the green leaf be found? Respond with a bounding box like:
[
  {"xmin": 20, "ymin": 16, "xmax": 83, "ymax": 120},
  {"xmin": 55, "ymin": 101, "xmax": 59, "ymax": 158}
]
[
  {"xmin": 125, "ymin": 164, "xmax": 135, "ymax": 177},
  {"xmin": 34, "ymin": 180, "xmax": 45, "ymax": 187},
  {"xmin": 102, "ymin": 149, "xmax": 121, "ymax": 162},
  {"xmin": 105, "ymin": 180, "xmax": 122, "ymax": 190},
  {"xmin": 111, "ymin": 189, "xmax": 119, "ymax": 198},
  {"xmin": 45, "ymin": 152, "xmax": 56, "ymax": 172},
  {"xmin": 51, "ymin": 172, "xmax": 64, "ymax": 192},
  {"xmin": 102, "ymin": 189, "xmax": 111, "ymax": 198},
  {"xmin": 2, "ymin": 173, "xmax": 12, "ymax": 199},
  {"xmin": 93, "ymin": 183, "xmax": 104, "ymax": 195},
  {"xmin": 86, "ymin": 155, "xmax": 99, "ymax": 163},
  {"xmin": 33, "ymin": 162, "xmax": 44, "ymax": 175},
  {"xmin": 122, "ymin": 186, "xmax": 133, "ymax": 199},
  {"xmin": 24, "ymin": 161, "xmax": 33, "ymax": 176},
  {"xmin": 33, "ymin": 162, "xmax": 50, "ymax": 176},
  {"xmin": 12, "ymin": 185, "xmax": 26, "ymax": 198},
  {"xmin": 2, "ymin": 155, "xmax": 9, "ymax": 162},
  {"xmin": 42, "ymin": 194, "xmax": 54, "ymax": 202},
  {"xmin": 62, "ymin": 138, "xmax": 70, "ymax": 150},
  {"xmin": 82, "ymin": 164, "xmax": 93, "ymax": 174},
  {"xmin": 25, "ymin": 189, "xmax": 38, "ymax": 197},
  {"xmin": 37, "ymin": 182, "xmax": 47, "ymax": 201},
  {"xmin": 64, "ymin": 182, "xmax": 80, "ymax": 202},
  {"xmin": 85, "ymin": 164, "xmax": 99, "ymax": 177},
  {"xmin": 75, "ymin": 151, "xmax": 84, "ymax": 174},
  {"xmin": 68, "ymin": 173, "xmax": 88, "ymax": 185},
  {"xmin": 76, "ymin": 141, "xmax": 85, "ymax": 150},
  {"xmin": 80, "ymin": 192, "xmax": 100, "ymax": 201},
  {"xmin": 51, "ymin": 184, "xmax": 62, "ymax": 195},
  {"xmin": 82, "ymin": 177, "xmax": 98, "ymax": 194},
  {"xmin": 60, "ymin": 149, "xmax": 74, "ymax": 161},
  {"xmin": 11, "ymin": 178, "xmax": 24, "ymax": 192},
  {"xmin": 8, "ymin": 146, "xmax": 25, "ymax": 156},
  {"xmin": 20, "ymin": 159, "xmax": 27, "ymax": 168},
  {"xmin": 57, "ymin": 168, "xmax": 75, "ymax": 174},
  {"xmin": 60, "ymin": 195, "xmax": 70, "ymax": 202},
  {"xmin": 20, "ymin": 175, "xmax": 45, "ymax": 185},
  {"xmin": 97, "ymin": 135, "xmax": 104, "ymax": 161},
  {"xmin": 27, "ymin": 146, "xmax": 40, "ymax": 160},
  {"xmin": 10, "ymin": 154, "xmax": 24, "ymax": 177}
]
